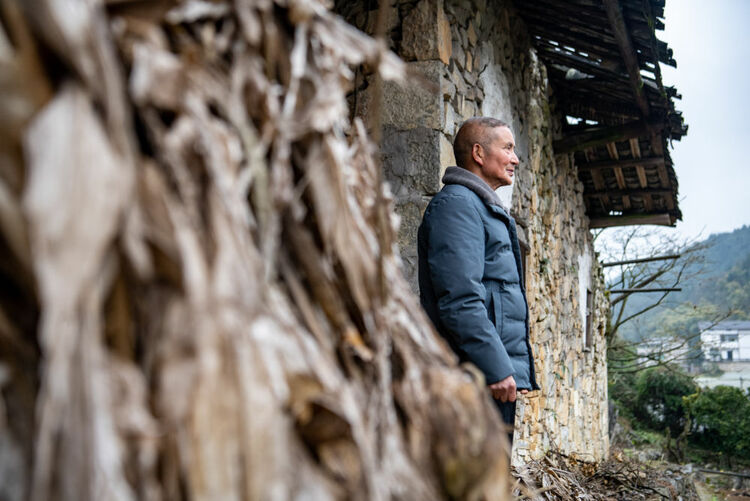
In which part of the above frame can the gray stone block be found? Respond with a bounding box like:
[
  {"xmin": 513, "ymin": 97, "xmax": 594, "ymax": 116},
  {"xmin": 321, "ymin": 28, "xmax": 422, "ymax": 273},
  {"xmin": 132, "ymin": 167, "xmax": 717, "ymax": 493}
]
[
  {"xmin": 394, "ymin": 196, "xmax": 431, "ymax": 293},
  {"xmin": 400, "ymin": 0, "xmax": 451, "ymax": 64},
  {"xmin": 381, "ymin": 126, "xmax": 444, "ymax": 197},
  {"xmin": 359, "ymin": 61, "xmax": 444, "ymax": 131}
]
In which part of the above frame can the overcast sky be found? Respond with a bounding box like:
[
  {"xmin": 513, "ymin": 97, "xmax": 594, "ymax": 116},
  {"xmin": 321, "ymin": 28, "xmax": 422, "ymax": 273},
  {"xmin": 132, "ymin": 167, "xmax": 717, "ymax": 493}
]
[{"xmin": 660, "ymin": 0, "xmax": 750, "ymax": 241}]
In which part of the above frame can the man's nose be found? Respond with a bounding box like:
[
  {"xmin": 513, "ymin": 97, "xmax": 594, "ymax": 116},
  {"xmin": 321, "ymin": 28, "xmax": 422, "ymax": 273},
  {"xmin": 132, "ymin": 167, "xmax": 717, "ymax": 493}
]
[{"xmin": 511, "ymin": 152, "xmax": 520, "ymax": 165}]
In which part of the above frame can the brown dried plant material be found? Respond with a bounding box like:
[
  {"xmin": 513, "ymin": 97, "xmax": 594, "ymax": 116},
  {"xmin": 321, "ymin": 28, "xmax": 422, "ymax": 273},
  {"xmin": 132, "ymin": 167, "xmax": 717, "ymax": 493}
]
[
  {"xmin": 0, "ymin": 0, "xmax": 511, "ymax": 500},
  {"xmin": 512, "ymin": 451, "xmax": 700, "ymax": 501}
]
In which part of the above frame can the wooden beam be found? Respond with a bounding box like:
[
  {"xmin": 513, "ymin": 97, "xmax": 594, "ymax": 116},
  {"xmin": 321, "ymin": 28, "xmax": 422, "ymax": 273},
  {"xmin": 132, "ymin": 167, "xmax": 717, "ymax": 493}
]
[
  {"xmin": 636, "ymin": 165, "xmax": 648, "ymax": 188},
  {"xmin": 589, "ymin": 212, "xmax": 673, "ymax": 228},
  {"xmin": 664, "ymin": 190, "xmax": 675, "ymax": 211},
  {"xmin": 606, "ymin": 141, "xmax": 619, "ymax": 160},
  {"xmin": 657, "ymin": 165, "xmax": 671, "ymax": 188},
  {"xmin": 589, "ymin": 170, "xmax": 606, "ymax": 190},
  {"xmin": 588, "ymin": 167, "xmax": 610, "ymax": 208},
  {"xmin": 643, "ymin": 193, "xmax": 653, "ymax": 211},
  {"xmin": 613, "ymin": 166, "xmax": 626, "ymax": 189},
  {"xmin": 628, "ymin": 137, "xmax": 641, "ymax": 158},
  {"xmin": 622, "ymin": 193, "xmax": 631, "ymax": 210},
  {"xmin": 584, "ymin": 188, "xmax": 673, "ymax": 199},
  {"xmin": 603, "ymin": 0, "xmax": 651, "ymax": 118},
  {"xmin": 554, "ymin": 119, "xmax": 661, "ymax": 153},
  {"xmin": 576, "ymin": 155, "xmax": 665, "ymax": 171}
]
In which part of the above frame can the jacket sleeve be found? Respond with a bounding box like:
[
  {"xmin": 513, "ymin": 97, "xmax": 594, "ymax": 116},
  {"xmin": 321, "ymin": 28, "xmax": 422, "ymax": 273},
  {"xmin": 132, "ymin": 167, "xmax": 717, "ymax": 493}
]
[{"xmin": 425, "ymin": 195, "xmax": 514, "ymax": 384}]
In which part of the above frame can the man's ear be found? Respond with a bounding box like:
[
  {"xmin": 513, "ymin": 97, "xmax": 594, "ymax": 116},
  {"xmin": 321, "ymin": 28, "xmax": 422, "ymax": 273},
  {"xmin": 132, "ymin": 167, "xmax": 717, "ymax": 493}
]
[{"xmin": 471, "ymin": 143, "xmax": 484, "ymax": 166}]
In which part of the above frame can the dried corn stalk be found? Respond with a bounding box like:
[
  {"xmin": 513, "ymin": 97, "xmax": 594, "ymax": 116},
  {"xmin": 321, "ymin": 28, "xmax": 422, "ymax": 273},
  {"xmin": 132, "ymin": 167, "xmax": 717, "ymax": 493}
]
[{"xmin": 0, "ymin": 0, "xmax": 509, "ymax": 499}]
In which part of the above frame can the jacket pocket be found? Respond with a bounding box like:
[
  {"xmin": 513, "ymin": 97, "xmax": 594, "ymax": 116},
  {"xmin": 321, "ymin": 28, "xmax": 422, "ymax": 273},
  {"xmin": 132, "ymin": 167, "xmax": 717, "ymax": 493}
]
[{"xmin": 491, "ymin": 291, "xmax": 504, "ymax": 338}]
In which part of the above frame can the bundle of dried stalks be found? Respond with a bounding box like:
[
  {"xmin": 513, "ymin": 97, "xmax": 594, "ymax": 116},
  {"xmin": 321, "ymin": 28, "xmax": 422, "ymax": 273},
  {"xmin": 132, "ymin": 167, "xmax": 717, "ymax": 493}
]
[
  {"xmin": 512, "ymin": 452, "xmax": 700, "ymax": 500},
  {"xmin": 0, "ymin": 0, "xmax": 510, "ymax": 499}
]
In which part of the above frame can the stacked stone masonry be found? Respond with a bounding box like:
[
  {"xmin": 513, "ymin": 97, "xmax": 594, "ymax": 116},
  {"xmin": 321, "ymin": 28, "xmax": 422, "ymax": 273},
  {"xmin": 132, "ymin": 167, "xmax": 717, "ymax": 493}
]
[{"xmin": 336, "ymin": 0, "xmax": 610, "ymax": 463}]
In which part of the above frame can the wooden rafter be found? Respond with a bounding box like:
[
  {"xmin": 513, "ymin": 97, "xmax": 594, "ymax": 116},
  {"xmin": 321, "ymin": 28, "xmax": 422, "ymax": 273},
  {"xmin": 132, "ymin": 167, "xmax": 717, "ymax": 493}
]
[
  {"xmin": 576, "ymin": 155, "xmax": 664, "ymax": 171},
  {"xmin": 553, "ymin": 119, "xmax": 661, "ymax": 154},
  {"xmin": 603, "ymin": 0, "xmax": 651, "ymax": 119},
  {"xmin": 589, "ymin": 213, "xmax": 673, "ymax": 228},
  {"xmin": 584, "ymin": 188, "xmax": 673, "ymax": 199},
  {"xmin": 513, "ymin": 0, "xmax": 685, "ymax": 228}
]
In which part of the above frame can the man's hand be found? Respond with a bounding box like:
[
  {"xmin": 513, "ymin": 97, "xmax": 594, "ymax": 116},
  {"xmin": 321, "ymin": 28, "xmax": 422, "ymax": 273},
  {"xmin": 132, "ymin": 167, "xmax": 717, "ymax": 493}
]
[{"xmin": 489, "ymin": 375, "xmax": 517, "ymax": 402}]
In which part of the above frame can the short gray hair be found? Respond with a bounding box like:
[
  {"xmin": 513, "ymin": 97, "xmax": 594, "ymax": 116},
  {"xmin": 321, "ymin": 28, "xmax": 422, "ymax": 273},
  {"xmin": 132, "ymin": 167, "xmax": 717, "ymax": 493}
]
[{"xmin": 453, "ymin": 117, "xmax": 510, "ymax": 168}]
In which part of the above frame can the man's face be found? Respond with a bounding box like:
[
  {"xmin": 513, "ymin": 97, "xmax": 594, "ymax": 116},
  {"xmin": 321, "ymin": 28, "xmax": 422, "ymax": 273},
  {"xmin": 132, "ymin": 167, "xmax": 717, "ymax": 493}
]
[{"xmin": 478, "ymin": 126, "xmax": 519, "ymax": 189}]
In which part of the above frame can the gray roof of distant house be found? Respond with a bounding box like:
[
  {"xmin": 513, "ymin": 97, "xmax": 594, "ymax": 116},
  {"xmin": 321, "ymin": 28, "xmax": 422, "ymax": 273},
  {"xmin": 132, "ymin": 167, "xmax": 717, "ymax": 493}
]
[{"xmin": 699, "ymin": 321, "xmax": 750, "ymax": 331}]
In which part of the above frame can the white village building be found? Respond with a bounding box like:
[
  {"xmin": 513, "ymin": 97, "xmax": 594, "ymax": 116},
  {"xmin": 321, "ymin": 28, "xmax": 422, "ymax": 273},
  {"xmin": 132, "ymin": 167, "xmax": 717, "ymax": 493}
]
[{"xmin": 700, "ymin": 321, "xmax": 750, "ymax": 362}]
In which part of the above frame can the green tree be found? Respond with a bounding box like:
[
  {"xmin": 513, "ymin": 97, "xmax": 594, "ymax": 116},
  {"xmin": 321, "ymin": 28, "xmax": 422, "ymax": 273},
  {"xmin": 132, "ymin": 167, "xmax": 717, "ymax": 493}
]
[
  {"xmin": 608, "ymin": 370, "xmax": 639, "ymax": 420},
  {"xmin": 634, "ymin": 366, "xmax": 697, "ymax": 436},
  {"xmin": 684, "ymin": 386, "xmax": 750, "ymax": 459}
]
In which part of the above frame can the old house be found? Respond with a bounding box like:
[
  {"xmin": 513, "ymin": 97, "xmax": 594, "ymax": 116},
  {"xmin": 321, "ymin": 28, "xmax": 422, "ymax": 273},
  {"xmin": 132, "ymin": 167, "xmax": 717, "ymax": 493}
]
[
  {"xmin": 334, "ymin": 0, "xmax": 686, "ymax": 463},
  {"xmin": 700, "ymin": 321, "xmax": 750, "ymax": 362}
]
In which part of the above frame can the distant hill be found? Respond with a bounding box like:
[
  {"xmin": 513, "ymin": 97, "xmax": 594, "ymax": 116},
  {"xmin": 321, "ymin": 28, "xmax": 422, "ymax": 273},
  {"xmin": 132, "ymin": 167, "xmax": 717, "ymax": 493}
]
[{"xmin": 613, "ymin": 225, "xmax": 750, "ymax": 342}]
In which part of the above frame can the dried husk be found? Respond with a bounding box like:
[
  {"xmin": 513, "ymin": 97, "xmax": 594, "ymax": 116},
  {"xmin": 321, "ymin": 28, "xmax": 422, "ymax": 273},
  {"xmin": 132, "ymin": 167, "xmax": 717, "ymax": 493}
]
[{"xmin": 0, "ymin": 0, "xmax": 510, "ymax": 500}]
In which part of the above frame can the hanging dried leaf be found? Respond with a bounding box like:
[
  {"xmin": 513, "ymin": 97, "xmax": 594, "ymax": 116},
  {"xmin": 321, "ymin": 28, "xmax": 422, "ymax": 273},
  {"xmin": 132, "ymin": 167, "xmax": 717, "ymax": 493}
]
[{"xmin": 0, "ymin": 0, "xmax": 511, "ymax": 500}]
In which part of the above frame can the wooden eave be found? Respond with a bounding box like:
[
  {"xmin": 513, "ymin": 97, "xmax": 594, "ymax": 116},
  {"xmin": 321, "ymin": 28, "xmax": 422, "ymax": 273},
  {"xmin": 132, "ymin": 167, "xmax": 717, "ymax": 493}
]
[{"xmin": 512, "ymin": 0, "xmax": 687, "ymax": 228}]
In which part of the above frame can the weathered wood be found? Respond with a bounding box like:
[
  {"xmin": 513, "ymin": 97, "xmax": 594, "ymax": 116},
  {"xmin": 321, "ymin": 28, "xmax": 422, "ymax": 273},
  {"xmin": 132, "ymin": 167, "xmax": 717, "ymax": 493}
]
[
  {"xmin": 589, "ymin": 212, "xmax": 673, "ymax": 228},
  {"xmin": 657, "ymin": 165, "xmax": 671, "ymax": 189},
  {"xmin": 589, "ymin": 169, "xmax": 610, "ymax": 208},
  {"xmin": 589, "ymin": 169, "xmax": 606, "ymax": 191},
  {"xmin": 642, "ymin": 193, "xmax": 653, "ymax": 211},
  {"xmin": 636, "ymin": 165, "xmax": 648, "ymax": 188},
  {"xmin": 560, "ymin": 98, "xmax": 641, "ymax": 124},
  {"xmin": 554, "ymin": 120, "xmax": 659, "ymax": 153},
  {"xmin": 584, "ymin": 188, "xmax": 673, "ymax": 199},
  {"xmin": 613, "ymin": 167, "xmax": 626, "ymax": 189},
  {"xmin": 576, "ymin": 155, "xmax": 664, "ymax": 172},
  {"xmin": 603, "ymin": 0, "xmax": 651, "ymax": 118},
  {"xmin": 622, "ymin": 193, "xmax": 631, "ymax": 209},
  {"xmin": 628, "ymin": 137, "xmax": 641, "ymax": 158},
  {"xmin": 605, "ymin": 142, "xmax": 619, "ymax": 160}
]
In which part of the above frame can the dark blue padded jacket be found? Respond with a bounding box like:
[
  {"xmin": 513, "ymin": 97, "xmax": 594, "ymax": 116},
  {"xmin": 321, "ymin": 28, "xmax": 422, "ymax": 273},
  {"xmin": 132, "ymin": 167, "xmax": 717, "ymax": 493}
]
[{"xmin": 418, "ymin": 166, "xmax": 539, "ymax": 390}]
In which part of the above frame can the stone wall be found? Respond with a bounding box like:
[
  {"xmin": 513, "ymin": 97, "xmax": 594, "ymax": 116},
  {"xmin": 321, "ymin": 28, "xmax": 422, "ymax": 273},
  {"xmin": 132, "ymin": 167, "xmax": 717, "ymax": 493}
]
[{"xmin": 336, "ymin": 0, "xmax": 610, "ymax": 463}]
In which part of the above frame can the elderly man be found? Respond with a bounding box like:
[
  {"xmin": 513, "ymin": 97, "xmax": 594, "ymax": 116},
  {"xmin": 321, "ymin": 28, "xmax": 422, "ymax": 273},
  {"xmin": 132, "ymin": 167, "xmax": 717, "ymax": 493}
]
[{"xmin": 417, "ymin": 117, "xmax": 538, "ymax": 445}]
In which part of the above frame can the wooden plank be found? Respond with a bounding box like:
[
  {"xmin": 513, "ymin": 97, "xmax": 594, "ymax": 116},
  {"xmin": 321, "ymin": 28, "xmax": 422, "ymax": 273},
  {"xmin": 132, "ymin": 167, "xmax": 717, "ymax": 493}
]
[
  {"xmin": 584, "ymin": 188, "xmax": 673, "ymax": 198},
  {"xmin": 603, "ymin": 0, "xmax": 651, "ymax": 118},
  {"xmin": 664, "ymin": 193, "xmax": 675, "ymax": 211},
  {"xmin": 613, "ymin": 167, "xmax": 626, "ymax": 189},
  {"xmin": 606, "ymin": 141, "xmax": 619, "ymax": 160},
  {"xmin": 629, "ymin": 137, "xmax": 641, "ymax": 158},
  {"xmin": 554, "ymin": 119, "xmax": 660, "ymax": 153},
  {"xmin": 526, "ymin": 22, "xmax": 618, "ymax": 59},
  {"xmin": 636, "ymin": 165, "xmax": 648, "ymax": 188},
  {"xmin": 560, "ymin": 98, "xmax": 641, "ymax": 125},
  {"xmin": 523, "ymin": 4, "xmax": 612, "ymax": 39},
  {"xmin": 588, "ymin": 169, "xmax": 611, "ymax": 208},
  {"xmin": 622, "ymin": 193, "xmax": 631, "ymax": 209},
  {"xmin": 650, "ymin": 132, "xmax": 665, "ymax": 156},
  {"xmin": 552, "ymin": 75, "xmax": 666, "ymax": 108},
  {"xmin": 536, "ymin": 44, "xmax": 623, "ymax": 81},
  {"xmin": 657, "ymin": 165, "xmax": 670, "ymax": 188},
  {"xmin": 589, "ymin": 212, "xmax": 673, "ymax": 228},
  {"xmin": 643, "ymin": 193, "xmax": 653, "ymax": 211},
  {"xmin": 590, "ymin": 169, "xmax": 606, "ymax": 190},
  {"xmin": 576, "ymin": 155, "xmax": 664, "ymax": 171}
]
